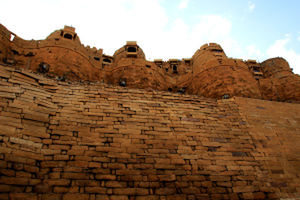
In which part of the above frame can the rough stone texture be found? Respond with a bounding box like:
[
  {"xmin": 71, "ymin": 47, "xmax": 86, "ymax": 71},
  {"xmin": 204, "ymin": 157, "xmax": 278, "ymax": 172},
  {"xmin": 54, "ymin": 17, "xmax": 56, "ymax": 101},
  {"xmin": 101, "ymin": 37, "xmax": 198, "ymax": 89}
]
[
  {"xmin": 106, "ymin": 58, "xmax": 170, "ymax": 91},
  {"xmin": 0, "ymin": 65, "xmax": 299, "ymax": 199},
  {"xmin": 259, "ymin": 57, "xmax": 300, "ymax": 102},
  {"xmin": 1, "ymin": 24, "xmax": 300, "ymax": 102},
  {"xmin": 0, "ymin": 24, "xmax": 103, "ymax": 82}
]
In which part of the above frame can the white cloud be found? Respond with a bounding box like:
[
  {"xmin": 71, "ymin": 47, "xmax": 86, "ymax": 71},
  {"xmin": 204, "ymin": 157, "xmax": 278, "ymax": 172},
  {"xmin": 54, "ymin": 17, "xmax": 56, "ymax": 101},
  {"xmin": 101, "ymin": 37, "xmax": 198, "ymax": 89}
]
[
  {"xmin": 178, "ymin": 0, "xmax": 189, "ymax": 10},
  {"xmin": 248, "ymin": 1, "xmax": 255, "ymax": 12},
  {"xmin": 0, "ymin": 0, "xmax": 269, "ymax": 66},
  {"xmin": 146, "ymin": 14, "xmax": 240, "ymax": 60},
  {"xmin": 246, "ymin": 45, "xmax": 262, "ymax": 58},
  {"xmin": 267, "ymin": 36, "xmax": 300, "ymax": 75},
  {"xmin": 0, "ymin": 0, "xmax": 169, "ymax": 56}
]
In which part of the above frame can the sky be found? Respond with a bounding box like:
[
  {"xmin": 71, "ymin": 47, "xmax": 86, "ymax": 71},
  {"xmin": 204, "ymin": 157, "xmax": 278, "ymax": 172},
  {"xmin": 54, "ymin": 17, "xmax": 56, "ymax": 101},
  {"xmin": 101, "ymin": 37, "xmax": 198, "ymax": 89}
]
[{"xmin": 1, "ymin": 0, "xmax": 300, "ymax": 75}]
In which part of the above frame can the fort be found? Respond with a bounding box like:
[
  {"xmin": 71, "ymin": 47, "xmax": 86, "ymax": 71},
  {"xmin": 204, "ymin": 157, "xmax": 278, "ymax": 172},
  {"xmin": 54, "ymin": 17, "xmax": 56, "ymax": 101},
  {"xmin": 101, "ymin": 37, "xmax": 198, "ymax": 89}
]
[{"xmin": 0, "ymin": 24, "xmax": 299, "ymax": 199}]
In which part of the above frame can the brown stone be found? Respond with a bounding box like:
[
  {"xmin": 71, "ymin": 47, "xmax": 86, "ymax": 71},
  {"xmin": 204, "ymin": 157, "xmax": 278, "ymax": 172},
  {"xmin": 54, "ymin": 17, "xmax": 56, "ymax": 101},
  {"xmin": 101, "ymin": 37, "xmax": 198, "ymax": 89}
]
[
  {"xmin": 0, "ymin": 39, "xmax": 299, "ymax": 200},
  {"xmin": 155, "ymin": 188, "xmax": 176, "ymax": 195},
  {"xmin": 62, "ymin": 194, "xmax": 89, "ymax": 200},
  {"xmin": 9, "ymin": 193, "xmax": 38, "ymax": 200},
  {"xmin": 34, "ymin": 184, "xmax": 51, "ymax": 193}
]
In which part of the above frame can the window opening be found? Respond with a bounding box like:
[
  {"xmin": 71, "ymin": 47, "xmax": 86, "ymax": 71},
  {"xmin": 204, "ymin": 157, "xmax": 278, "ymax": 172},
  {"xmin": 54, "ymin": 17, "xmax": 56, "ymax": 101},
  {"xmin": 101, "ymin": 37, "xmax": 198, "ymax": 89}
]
[
  {"xmin": 172, "ymin": 65, "xmax": 178, "ymax": 74},
  {"xmin": 103, "ymin": 58, "xmax": 112, "ymax": 63},
  {"xmin": 127, "ymin": 46, "xmax": 137, "ymax": 52},
  {"xmin": 211, "ymin": 49, "xmax": 223, "ymax": 53},
  {"xmin": 11, "ymin": 50, "xmax": 19, "ymax": 55},
  {"xmin": 64, "ymin": 33, "xmax": 73, "ymax": 40},
  {"xmin": 10, "ymin": 34, "xmax": 15, "ymax": 41}
]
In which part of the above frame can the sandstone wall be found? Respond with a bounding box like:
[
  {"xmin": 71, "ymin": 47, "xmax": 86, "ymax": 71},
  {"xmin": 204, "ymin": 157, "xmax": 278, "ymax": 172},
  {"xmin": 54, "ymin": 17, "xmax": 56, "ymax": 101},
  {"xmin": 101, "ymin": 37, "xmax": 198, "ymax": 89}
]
[
  {"xmin": 1, "ymin": 24, "xmax": 300, "ymax": 102},
  {"xmin": 236, "ymin": 97, "xmax": 300, "ymax": 198},
  {"xmin": 0, "ymin": 65, "xmax": 299, "ymax": 199},
  {"xmin": 0, "ymin": 24, "xmax": 103, "ymax": 81}
]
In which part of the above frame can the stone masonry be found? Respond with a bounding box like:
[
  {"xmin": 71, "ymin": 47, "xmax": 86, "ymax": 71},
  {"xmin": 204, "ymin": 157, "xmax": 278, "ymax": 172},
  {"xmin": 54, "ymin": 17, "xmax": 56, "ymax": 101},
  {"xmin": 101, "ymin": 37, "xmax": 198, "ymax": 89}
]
[
  {"xmin": 0, "ymin": 64, "xmax": 299, "ymax": 199},
  {"xmin": 1, "ymin": 24, "xmax": 300, "ymax": 102}
]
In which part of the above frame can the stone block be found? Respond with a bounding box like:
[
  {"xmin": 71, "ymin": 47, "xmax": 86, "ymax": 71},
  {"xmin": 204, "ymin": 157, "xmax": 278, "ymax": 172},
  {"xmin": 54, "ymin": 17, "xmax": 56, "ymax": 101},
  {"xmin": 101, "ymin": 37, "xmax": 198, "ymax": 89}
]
[
  {"xmin": 62, "ymin": 194, "xmax": 89, "ymax": 200},
  {"xmin": 232, "ymin": 185, "xmax": 255, "ymax": 193},
  {"xmin": 9, "ymin": 193, "xmax": 38, "ymax": 200}
]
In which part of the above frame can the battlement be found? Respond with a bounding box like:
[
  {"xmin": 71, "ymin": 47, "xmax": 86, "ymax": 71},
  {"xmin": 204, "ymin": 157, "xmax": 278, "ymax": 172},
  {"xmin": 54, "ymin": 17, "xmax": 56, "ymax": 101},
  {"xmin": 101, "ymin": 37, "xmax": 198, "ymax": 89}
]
[
  {"xmin": 200, "ymin": 43, "xmax": 224, "ymax": 52},
  {"xmin": 63, "ymin": 25, "xmax": 75, "ymax": 33}
]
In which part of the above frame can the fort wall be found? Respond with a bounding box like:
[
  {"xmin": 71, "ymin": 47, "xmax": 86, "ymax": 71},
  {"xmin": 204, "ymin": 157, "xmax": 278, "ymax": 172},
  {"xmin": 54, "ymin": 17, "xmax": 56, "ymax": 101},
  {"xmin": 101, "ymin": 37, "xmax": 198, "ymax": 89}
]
[
  {"xmin": 1, "ymin": 24, "xmax": 300, "ymax": 102},
  {"xmin": 0, "ymin": 65, "xmax": 299, "ymax": 199}
]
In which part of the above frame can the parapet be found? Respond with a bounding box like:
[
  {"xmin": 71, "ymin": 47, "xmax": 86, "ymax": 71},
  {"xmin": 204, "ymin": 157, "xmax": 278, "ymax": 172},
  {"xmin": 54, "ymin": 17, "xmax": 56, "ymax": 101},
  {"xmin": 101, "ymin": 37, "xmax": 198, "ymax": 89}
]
[
  {"xmin": 168, "ymin": 58, "xmax": 180, "ymax": 62},
  {"xmin": 200, "ymin": 43, "xmax": 209, "ymax": 50},
  {"xmin": 63, "ymin": 25, "xmax": 75, "ymax": 33},
  {"xmin": 246, "ymin": 59, "xmax": 257, "ymax": 64},
  {"xmin": 199, "ymin": 43, "xmax": 223, "ymax": 52},
  {"xmin": 126, "ymin": 41, "xmax": 137, "ymax": 46}
]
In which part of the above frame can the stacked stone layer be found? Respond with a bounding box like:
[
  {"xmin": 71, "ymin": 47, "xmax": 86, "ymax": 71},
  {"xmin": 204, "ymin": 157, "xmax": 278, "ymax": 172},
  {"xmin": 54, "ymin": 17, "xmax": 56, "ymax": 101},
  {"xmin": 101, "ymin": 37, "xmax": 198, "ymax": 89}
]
[{"xmin": 0, "ymin": 65, "xmax": 300, "ymax": 199}]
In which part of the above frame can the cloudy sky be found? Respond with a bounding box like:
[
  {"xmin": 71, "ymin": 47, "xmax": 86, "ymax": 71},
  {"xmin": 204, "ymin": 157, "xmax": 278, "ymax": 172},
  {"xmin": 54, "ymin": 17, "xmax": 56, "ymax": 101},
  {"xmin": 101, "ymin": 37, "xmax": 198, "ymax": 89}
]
[{"xmin": 1, "ymin": 0, "xmax": 300, "ymax": 74}]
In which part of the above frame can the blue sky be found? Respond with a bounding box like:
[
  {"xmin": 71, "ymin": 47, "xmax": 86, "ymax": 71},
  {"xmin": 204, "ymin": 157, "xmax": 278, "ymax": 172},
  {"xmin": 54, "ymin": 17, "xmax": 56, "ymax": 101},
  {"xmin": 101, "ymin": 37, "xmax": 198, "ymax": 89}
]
[{"xmin": 1, "ymin": 0, "xmax": 300, "ymax": 74}]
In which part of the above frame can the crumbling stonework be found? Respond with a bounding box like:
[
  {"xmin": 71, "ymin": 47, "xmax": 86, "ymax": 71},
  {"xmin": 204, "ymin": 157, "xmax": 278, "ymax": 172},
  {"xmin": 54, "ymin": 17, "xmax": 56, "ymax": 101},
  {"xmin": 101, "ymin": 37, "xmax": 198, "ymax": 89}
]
[{"xmin": 1, "ymin": 24, "xmax": 300, "ymax": 102}]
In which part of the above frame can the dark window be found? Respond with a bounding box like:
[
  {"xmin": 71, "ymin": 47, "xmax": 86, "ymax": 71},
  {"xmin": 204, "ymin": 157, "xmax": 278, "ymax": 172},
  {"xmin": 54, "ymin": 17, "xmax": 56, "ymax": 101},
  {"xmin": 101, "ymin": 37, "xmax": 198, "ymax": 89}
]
[
  {"xmin": 253, "ymin": 67, "xmax": 260, "ymax": 72},
  {"xmin": 103, "ymin": 58, "xmax": 112, "ymax": 63},
  {"xmin": 25, "ymin": 52, "xmax": 34, "ymax": 57},
  {"xmin": 222, "ymin": 94, "xmax": 230, "ymax": 99},
  {"xmin": 11, "ymin": 50, "xmax": 19, "ymax": 55},
  {"xmin": 212, "ymin": 49, "xmax": 223, "ymax": 53},
  {"xmin": 64, "ymin": 33, "xmax": 73, "ymax": 40},
  {"xmin": 119, "ymin": 80, "xmax": 126, "ymax": 87},
  {"xmin": 172, "ymin": 65, "xmax": 178, "ymax": 73},
  {"xmin": 127, "ymin": 46, "xmax": 137, "ymax": 52},
  {"xmin": 146, "ymin": 65, "xmax": 151, "ymax": 68},
  {"xmin": 94, "ymin": 57, "xmax": 100, "ymax": 61},
  {"xmin": 185, "ymin": 60, "xmax": 190, "ymax": 65}
]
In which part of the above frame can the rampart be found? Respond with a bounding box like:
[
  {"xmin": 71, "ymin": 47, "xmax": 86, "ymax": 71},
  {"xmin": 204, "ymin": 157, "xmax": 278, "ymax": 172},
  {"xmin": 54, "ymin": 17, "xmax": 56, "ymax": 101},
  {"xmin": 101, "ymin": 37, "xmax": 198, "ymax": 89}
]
[
  {"xmin": 0, "ymin": 64, "xmax": 299, "ymax": 199},
  {"xmin": 1, "ymin": 24, "xmax": 300, "ymax": 102}
]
